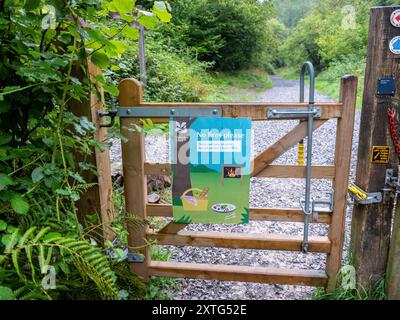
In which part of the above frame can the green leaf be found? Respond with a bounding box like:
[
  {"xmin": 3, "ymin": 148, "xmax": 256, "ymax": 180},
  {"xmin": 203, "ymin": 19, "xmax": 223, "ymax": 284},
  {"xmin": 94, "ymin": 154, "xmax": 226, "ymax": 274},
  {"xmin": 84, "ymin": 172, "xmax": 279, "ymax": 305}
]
[
  {"xmin": 3, "ymin": 228, "xmax": 19, "ymax": 252},
  {"xmin": 138, "ymin": 11, "xmax": 158, "ymax": 30},
  {"xmin": 0, "ymin": 220, "xmax": 7, "ymax": 231},
  {"xmin": 113, "ymin": 0, "xmax": 135, "ymax": 15},
  {"xmin": 0, "ymin": 174, "xmax": 13, "ymax": 191},
  {"xmin": 0, "ymin": 134, "xmax": 12, "ymax": 146},
  {"xmin": 43, "ymin": 232, "xmax": 62, "ymax": 241},
  {"xmin": 31, "ymin": 167, "xmax": 44, "ymax": 183},
  {"xmin": 103, "ymin": 84, "xmax": 120, "ymax": 96},
  {"xmin": 91, "ymin": 52, "xmax": 110, "ymax": 69},
  {"xmin": 0, "ymin": 286, "xmax": 15, "ymax": 300},
  {"xmin": 121, "ymin": 26, "xmax": 139, "ymax": 40},
  {"xmin": 152, "ymin": 1, "xmax": 172, "ymax": 23},
  {"xmin": 11, "ymin": 195, "xmax": 29, "ymax": 215}
]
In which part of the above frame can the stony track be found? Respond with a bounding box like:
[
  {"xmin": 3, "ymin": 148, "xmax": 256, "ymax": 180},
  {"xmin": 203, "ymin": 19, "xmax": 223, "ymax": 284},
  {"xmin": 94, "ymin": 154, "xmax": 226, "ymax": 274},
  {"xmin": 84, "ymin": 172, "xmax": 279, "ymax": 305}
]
[{"xmin": 110, "ymin": 75, "xmax": 361, "ymax": 300}]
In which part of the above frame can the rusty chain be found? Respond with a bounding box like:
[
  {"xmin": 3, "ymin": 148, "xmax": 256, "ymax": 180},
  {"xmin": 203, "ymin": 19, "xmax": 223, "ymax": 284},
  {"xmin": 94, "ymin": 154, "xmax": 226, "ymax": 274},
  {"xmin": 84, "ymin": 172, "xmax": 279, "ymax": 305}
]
[{"xmin": 388, "ymin": 108, "xmax": 400, "ymax": 158}]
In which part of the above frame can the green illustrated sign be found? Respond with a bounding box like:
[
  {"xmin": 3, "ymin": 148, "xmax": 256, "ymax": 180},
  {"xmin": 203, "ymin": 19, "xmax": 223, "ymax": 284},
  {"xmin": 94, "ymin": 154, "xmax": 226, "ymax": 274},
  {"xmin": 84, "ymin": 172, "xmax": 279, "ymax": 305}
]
[{"xmin": 171, "ymin": 117, "xmax": 251, "ymax": 224}]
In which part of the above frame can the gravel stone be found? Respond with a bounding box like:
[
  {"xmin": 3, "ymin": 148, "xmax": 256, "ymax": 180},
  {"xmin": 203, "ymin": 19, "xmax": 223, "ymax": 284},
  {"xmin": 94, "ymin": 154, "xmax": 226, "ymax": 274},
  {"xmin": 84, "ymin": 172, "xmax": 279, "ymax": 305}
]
[{"xmin": 109, "ymin": 76, "xmax": 360, "ymax": 300}]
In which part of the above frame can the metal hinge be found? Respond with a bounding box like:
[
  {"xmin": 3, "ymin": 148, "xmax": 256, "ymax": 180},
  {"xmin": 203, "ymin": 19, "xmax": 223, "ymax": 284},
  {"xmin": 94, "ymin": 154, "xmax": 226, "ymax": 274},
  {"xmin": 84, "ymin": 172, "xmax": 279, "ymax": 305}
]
[
  {"xmin": 117, "ymin": 106, "xmax": 222, "ymax": 118},
  {"xmin": 267, "ymin": 107, "xmax": 322, "ymax": 119}
]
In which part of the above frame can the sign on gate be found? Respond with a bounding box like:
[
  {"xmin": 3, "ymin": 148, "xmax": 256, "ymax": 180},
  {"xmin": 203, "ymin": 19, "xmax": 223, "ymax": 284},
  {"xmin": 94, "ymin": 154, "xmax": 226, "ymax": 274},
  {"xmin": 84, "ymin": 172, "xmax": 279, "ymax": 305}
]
[{"xmin": 171, "ymin": 117, "xmax": 251, "ymax": 224}]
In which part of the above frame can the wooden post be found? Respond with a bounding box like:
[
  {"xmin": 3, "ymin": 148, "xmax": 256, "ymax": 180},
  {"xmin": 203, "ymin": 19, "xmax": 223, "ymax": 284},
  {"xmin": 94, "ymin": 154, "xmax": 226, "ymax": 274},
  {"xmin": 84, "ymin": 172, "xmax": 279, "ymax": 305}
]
[
  {"xmin": 350, "ymin": 5, "xmax": 400, "ymax": 291},
  {"xmin": 326, "ymin": 75, "xmax": 358, "ymax": 291},
  {"xmin": 69, "ymin": 60, "xmax": 115, "ymax": 241},
  {"xmin": 118, "ymin": 78, "xmax": 150, "ymax": 282}
]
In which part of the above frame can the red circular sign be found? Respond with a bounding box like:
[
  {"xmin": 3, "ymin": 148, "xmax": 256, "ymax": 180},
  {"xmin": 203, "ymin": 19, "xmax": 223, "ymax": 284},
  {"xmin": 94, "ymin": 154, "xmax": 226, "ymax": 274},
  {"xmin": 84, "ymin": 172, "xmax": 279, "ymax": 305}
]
[{"xmin": 391, "ymin": 9, "xmax": 400, "ymax": 27}]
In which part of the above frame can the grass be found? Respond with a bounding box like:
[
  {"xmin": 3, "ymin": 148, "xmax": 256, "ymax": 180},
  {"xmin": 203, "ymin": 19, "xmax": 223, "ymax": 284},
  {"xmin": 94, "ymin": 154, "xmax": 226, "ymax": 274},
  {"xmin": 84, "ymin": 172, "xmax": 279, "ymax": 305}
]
[
  {"xmin": 144, "ymin": 246, "xmax": 178, "ymax": 300},
  {"xmin": 313, "ymin": 277, "xmax": 387, "ymax": 300},
  {"xmin": 278, "ymin": 67, "xmax": 364, "ymax": 109},
  {"xmin": 206, "ymin": 68, "xmax": 273, "ymax": 102}
]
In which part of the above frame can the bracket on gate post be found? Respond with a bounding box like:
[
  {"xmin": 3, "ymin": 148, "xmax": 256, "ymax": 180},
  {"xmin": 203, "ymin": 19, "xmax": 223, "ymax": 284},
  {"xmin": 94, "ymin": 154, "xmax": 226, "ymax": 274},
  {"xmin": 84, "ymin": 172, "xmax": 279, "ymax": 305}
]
[
  {"xmin": 98, "ymin": 109, "xmax": 118, "ymax": 128},
  {"xmin": 348, "ymin": 183, "xmax": 382, "ymax": 205}
]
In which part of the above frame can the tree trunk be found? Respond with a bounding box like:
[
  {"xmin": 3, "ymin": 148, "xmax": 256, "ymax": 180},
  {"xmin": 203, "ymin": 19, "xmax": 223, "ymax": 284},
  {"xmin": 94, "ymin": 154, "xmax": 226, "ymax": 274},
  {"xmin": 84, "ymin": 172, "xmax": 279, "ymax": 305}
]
[{"xmin": 172, "ymin": 117, "xmax": 195, "ymax": 200}]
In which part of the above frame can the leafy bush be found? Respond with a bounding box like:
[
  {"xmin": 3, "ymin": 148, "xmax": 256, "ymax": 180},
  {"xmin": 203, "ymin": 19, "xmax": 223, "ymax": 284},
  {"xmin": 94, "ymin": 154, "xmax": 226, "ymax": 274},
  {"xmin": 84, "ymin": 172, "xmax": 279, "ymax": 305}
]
[
  {"xmin": 0, "ymin": 0, "xmax": 171, "ymax": 300},
  {"xmin": 108, "ymin": 38, "xmax": 213, "ymax": 102},
  {"xmin": 167, "ymin": 0, "xmax": 275, "ymax": 71}
]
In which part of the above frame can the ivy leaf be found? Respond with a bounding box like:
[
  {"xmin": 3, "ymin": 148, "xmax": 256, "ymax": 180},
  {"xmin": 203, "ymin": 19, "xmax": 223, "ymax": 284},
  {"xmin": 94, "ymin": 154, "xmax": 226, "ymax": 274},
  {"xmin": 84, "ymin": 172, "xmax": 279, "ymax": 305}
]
[
  {"xmin": 31, "ymin": 167, "xmax": 44, "ymax": 184},
  {"xmin": 10, "ymin": 194, "xmax": 29, "ymax": 215},
  {"xmin": 91, "ymin": 52, "xmax": 110, "ymax": 69},
  {"xmin": 152, "ymin": 1, "xmax": 172, "ymax": 23},
  {"xmin": 0, "ymin": 286, "xmax": 15, "ymax": 300},
  {"xmin": 0, "ymin": 174, "xmax": 13, "ymax": 191}
]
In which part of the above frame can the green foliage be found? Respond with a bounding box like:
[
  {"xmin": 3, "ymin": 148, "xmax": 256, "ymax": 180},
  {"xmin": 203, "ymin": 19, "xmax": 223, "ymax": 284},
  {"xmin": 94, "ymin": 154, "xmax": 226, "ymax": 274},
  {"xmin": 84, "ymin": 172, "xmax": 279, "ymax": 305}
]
[
  {"xmin": 314, "ymin": 276, "xmax": 387, "ymax": 300},
  {"xmin": 107, "ymin": 38, "xmax": 212, "ymax": 102},
  {"xmin": 0, "ymin": 0, "xmax": 171, "ymax": 300},
  {"xmin": 144, "ymin": 246, "xmax": 177, "ymax": 300},
  {"xmin": 167, "ymin": 0, "xmax": 275, "ymax": 71},
  {"xmin": 1, "ymin": 227, "xmax": 119, "ymax": 299}
]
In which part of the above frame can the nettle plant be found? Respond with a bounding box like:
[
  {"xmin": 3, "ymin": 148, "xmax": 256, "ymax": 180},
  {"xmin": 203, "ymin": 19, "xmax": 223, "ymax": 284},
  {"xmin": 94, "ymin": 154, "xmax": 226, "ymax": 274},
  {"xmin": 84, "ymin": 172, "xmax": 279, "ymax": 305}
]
[{"xmin": 0, "ymin": 0, "xmax": 171, "ymax": 300}]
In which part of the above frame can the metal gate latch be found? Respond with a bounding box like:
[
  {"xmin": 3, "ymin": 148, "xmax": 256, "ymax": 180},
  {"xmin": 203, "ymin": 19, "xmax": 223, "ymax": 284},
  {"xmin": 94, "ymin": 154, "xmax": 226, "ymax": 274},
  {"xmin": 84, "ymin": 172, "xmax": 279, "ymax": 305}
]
[
  {"xmin": 300, "ymin": 191, "xmax": 334, "ymax": 223},
  {"xmin": 98, "ymin": 109, "xmax": 118, "ymax": 128},
  {"xmin": 348, "ymin": 183, "xmax": 382, "ymax": 205}
]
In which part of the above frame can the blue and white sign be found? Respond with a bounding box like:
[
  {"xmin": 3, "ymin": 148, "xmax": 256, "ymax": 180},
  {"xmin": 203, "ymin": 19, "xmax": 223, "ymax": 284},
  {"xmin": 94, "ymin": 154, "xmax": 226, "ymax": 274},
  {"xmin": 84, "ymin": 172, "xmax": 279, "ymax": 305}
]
[{"xmin": 389, "ymin": 36, "xmax": 400, "ymax": 55}]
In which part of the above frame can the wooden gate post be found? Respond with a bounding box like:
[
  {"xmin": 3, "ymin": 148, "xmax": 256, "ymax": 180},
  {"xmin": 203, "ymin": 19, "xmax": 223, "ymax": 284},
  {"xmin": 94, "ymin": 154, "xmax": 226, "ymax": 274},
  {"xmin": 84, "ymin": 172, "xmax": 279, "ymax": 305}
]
[
  {"xmin": 69, "ymin": 60, "xmax": 115, "ymax": 242},
  {"xmin": 350, "ymin": 5, "xmax": 400, "ymax": 291},
  {"xmin": 118, "ymin": 78, "xmax": 150, "ymax": 282},
  {"xmin": 326, "ymin": 75, "xmax": 358, "ymax": 291}
]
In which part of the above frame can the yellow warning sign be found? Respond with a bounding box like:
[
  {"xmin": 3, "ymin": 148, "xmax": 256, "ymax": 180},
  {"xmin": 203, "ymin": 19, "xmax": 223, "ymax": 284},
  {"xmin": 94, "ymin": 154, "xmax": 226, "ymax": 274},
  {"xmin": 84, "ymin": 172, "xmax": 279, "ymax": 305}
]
[{"xmin": 371, "ymin": 146, "xmax": 390, "ymax": 164}]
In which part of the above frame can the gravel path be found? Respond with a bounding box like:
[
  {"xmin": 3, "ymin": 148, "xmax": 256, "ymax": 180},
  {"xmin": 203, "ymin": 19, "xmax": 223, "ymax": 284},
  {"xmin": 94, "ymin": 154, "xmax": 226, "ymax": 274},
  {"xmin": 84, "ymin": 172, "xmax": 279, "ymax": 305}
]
[{"xmin": 110, "ymin": 76, "xmax": 361, "ymax": 300}]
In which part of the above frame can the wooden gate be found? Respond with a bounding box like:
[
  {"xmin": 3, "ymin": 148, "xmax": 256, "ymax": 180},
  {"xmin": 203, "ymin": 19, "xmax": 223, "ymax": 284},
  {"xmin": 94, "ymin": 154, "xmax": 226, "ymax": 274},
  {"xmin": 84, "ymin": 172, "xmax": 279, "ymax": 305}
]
[{"xmin": 118, "ymin": 75, "xmax": 358, "ymax": 292}]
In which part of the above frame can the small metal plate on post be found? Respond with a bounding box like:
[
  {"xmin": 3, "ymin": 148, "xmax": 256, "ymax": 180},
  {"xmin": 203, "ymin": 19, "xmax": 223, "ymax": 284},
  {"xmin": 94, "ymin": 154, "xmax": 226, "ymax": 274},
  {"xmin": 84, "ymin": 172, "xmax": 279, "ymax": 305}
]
[
  {"xmin": 371, "ymin": 146, "xmax": 390, "ymax": 164},
  {"xmin": 267, "ymin": 107, "xmax": 322, "ymax": 119},
  {"xmin": 377, "ymin": 77, "xmax": 396, "ymax": 96},
  {"xmin": 117, "ymin": 107, "xmax": 222, "ymax": 118}
]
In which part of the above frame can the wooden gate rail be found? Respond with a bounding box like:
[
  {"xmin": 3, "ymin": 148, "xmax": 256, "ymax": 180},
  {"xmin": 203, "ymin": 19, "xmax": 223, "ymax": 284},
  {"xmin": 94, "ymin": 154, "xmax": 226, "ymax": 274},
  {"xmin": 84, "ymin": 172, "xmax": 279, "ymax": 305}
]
[
  {"xmin": 118, "ymin": 76, "xmax": 357, "ymax": 290},
  {"xmin": 147, "ymin": 204, "xmax": 332, "ymax": 224},
  {"xmin": 148, "ymin": 261, "xmax": 328, "ymax": 287},
  {"xmin": 147, "ymin": 231, "xmax": 331, "ymax": 253}
]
